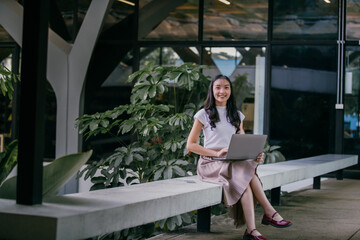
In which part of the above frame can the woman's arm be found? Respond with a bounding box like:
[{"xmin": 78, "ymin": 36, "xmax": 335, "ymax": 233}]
[
  {"xmin": 237, "ymin": 121, "xmax": 245, "ymax": 134},
  {"xmin": 186, "ymin": 119, "xmax": 227, "ymax": 157}
]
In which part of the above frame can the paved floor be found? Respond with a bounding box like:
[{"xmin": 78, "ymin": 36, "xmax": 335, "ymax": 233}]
[{"xmin": 148, "ymin": 178, "xmax": 360, "ymax": 240}]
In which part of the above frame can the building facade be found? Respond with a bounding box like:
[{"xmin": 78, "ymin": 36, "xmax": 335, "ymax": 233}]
[{"xmin": 1, "ymin": 0, "xmax": 360, "ymax": 166}]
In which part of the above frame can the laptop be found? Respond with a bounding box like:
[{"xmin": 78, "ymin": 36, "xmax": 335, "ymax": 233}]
[{"xmin": 212, "ymin": 134, "xmax": 267, "ymax": 161}]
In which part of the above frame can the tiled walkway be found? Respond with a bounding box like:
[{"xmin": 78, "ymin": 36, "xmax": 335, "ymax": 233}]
[{"xmin": 149, "ymin": 178, "xmax": 360, "ymax": 240}]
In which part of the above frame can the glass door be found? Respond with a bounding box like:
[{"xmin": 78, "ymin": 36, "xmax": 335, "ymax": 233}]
[{"xmin": 344, "ymin": 47, "xmax": 360, "ymax": 156}]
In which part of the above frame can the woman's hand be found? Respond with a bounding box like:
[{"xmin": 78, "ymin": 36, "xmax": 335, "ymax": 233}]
[
  {"xmin": 255, "ymin": 152, "xmax": 264, "ymax": 163},
  {"xmin": 216, "ymin": 147, "xmax": 228, "ymax": 157}
]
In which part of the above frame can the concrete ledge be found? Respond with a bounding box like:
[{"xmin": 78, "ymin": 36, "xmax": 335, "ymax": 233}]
[
  {"xmin": 0, "ymin": 176, "xmax": 222, "ymax": 240},
  {"xmin": 258, "ymin": 154, "xmax": 358, "ymax": 190}
]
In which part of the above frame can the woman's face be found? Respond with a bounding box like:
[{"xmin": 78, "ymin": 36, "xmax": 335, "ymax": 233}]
[{"xmin": 212, "ymin": 78, "xmax": 231, "ymax": 106}]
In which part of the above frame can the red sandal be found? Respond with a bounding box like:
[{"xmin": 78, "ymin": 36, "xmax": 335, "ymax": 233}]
[
  {"xmin": 243, "ymin": 229, "xmax": 268, "ymax": 240},
  {"xmin": 262, "ymin": 212, "xmax": 292, "ymax": 228}
]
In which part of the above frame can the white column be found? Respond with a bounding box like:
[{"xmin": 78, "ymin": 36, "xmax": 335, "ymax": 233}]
[
  {"xmin": 254, "ymin": 56, "xmax": 265, "ymax": 135},
  {"xmin": 0, "ymin": 0, "xmax": 113, "ymax": 194}
]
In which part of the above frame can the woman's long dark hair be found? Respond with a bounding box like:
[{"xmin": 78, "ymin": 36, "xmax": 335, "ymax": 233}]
[{"xmin": 204, "ymin": 75, "xmax": 241, "ymax": 132}]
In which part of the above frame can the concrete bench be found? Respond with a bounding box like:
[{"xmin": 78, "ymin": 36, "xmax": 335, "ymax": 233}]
[
  {"xmin": 258, "ymin": 154, "xmax": 358, "ymax": 205},
  {"xmin": 0, "ymin": 175, "xmax": 222, "ymax": 240},
  {"xmin": 0, "ymin": 154, "xmax": 357, "ymax": 239}
]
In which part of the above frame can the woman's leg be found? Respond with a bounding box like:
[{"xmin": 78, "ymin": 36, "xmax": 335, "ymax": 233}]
[
  {"xmin": 249, "ymin": 175, "xmax": 283, "ymax": 220},
  {"xmin": 241, "ymin": 185, "xmax": 262, "ymax": 236}
]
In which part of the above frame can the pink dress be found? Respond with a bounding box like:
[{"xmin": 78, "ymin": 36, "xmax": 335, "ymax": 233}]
[
  {"xmin": 197, "ymin": 156, "xmax": 259, "ymax": 227},
  {"xmin": 194, "ymin": 107, "xmax": 260, "ymax": 227}
]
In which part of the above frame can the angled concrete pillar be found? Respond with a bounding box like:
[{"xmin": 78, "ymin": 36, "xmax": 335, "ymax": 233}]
[{"xmin": 0, "ymin": 0, "xmax": 113, "ymax": 194}]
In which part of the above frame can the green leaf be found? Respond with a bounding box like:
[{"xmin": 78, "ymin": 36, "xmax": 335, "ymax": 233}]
[
  {"xmin": 264, "ymin": 145, "xmax": 271, "ymax": 152},
  {"xmin": 163, "ymin": 166, "xmax": 173, "ymax": 179},
  {"xmin": 120, "ymin": 120, "xmax": 135, "ymax": 134},
  {"xmin": 89, "ymin": 121, "xmax": 99, "ymax": 131},
  {"xmin": 112, "ymin": 172, "xmax": 120, "ymax": 186},
  {"xmin": 158, "ymin": 104, "xmax": 170, "ymax": 112},
  {"xmin": 131, "ymin": 147, "xmax": 146, "ymax": 153},
  {"xmin": 166, "ymin": 217, "xmax": 176, "ymax": 231},
  {"xmin": 126, "ymin": 176, "xmax": 138, "ymax": 185},
  {"xmin": 127, "ymin": 71, "xmax": 141, "ymax": 82},
  {"xmin": 269, "ymin": 145, "xmax": 281, "ymax": 151},
  {"xmin": 101, "ymin": 169, "xmax": 111, "ymax": 178},
  {"xmin": 181, "ymin": 213, "xmax": 192, "ymax": 224},
  {"xmin": 273, "ymin": 151, "xmax": 286, "ymax": 162},
  {"xmin": 171, "ymin": 143, "xmax": 177, "ymax": 152},
  {"xmin": 148, "ymin": 85, "xmax": 157, "ymax": 98},
  {"xmin": 154, "ymin": 167, "xmax": 165, "ymax": 180},
  {"xmin": 0, "ymin": 81, "xmax": 7, "ymax": 94},
  {"xmin": 142, "ymin": 126, "xmax": 150, "ymax": 136},
  {"xmin": 116, "ymin": 147, "xmax": 128, "ymax": 154},
  {"xmin": 175, "ymin": 160, "xmax": 188, "ymax": 165},
  {"xmin": 158, "ymin": 219, "xmax": 166, "ymax": 229},
  {"xmin": 0, "ymin": 150, "xmax": 93, "ymax": 200},
  {"xmin": 172, "ymin": 165, "xmax": 185, "ymax": 177},
  {"xmin": 90, "ymin": 183, "xmax": 106, "ymax": 191},
  {"xmin": 191, "ymin": 71, "xmax": 199, "ymax": 80},
  {"xmin": 169, "ymin": 71, "xmax": 181, "ymax": 81},
  {"xmin": 114, "ymin": 156, "xmax": 123, "ymax": 167},
  {"xmin": 168, "ymin": 159, "xmax": 176, "ymax": 165},
  {"xmin": 119, "ymin": 168, "xmax": 127, "ymax": 179},
  {"xmin": 130, "ymin": 93, "xmax": 138, "ymax": 104},
  {"xmin": 139, "ymin": 86, "xmax": 150, "ymax": 101},
  {"xmin": 133, "ymin": 153, "xmax": 144, "ymax": 161},
  {"xmin": 0, "ymin": 140, "xmax": 18, "ymax": 187},
  {"xmin": 175, "ymin": 214, "xmax": 182, "ymax": 226},
  {"xmin": 105, "ymin": 172, "xmax": 115, "ymax": 186},
  {"xmin": 84, "ymin": 167, "xmax": 95, "ymax": 180},
  {"xmin": 269, "ymin": 154, "xmax": 276, "ymax": 163},
  {"xmin": 90, "ymin": 176, "xmax": 106, "ymax": 184},
  {"xmin": 100, "ymin": 119, "xmax": 109, "ymax": 128},
  {"xmin": 157, "ymin": 84, "xmax": 165, "ymax": 94},
  {"xmin": 124, "ymin": 154, "xmax": 134, "ymax": 165}
]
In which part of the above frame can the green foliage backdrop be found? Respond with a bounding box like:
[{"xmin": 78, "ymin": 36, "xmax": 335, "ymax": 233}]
[{"xmin": 76, "ymin": 62, "xmax": 210, "ymax": 238}]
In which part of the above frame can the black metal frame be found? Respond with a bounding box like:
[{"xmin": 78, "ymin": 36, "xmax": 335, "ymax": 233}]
[{"xmin": 16, "ymin": 0, "xmax": 49, "ymax": 205}]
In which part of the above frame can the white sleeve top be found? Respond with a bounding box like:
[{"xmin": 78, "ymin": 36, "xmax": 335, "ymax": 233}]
[{"xmin": 194, "ymin": 106, "xmax": 245, "ymax": 150}]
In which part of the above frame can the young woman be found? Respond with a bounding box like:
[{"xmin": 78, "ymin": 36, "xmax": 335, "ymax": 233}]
[{"xmin": 186, "ymin": 75, "xmax": 292, "ymax": 240}]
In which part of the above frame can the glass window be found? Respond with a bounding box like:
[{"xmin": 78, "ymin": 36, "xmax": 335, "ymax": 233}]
[
  {"xmin": 346, "ymin": 0, "xmax": 360, "ymax": 40},
  {"xmin": 56, "ymin": 0, "xmax": 92, "ymax": 41},
  {"xmin": 140, "ymin": 47, "xmax": 199, "ymax": 68},
  {"xmin": 56, "ymin": 0, "xmax": 136, "ymax": 41},
  {"xmin": 139, "ymin": 0, "xmax": 198, "ymax": 41},
  {"xmin": 203, "ymin": 47, "xmax": 266, "ymax": 133},
  {"xmin": 101, "ymin": 0, "xmax": 135, "ymax": 40},
  {"xmin": 273, "ymin": 0, "xmax": 338, "ymax": 40},
  {"xmin": 204, "ymin": 0, "xmax": 268, "ymax": 41},
  {"xmin": 344, "ymin": 47, "xmax": 360, "ymax": 155},
  {"xmin": 270, "ymin": 45, "xmax": 337, "ymax": 159},
  {"xmin": 105, "ymin": 0, "xmax": 135, "ymax": 28},
  {"xmin": 0, "ymin": 25, "xmax": 14, "ymax": 42},
  {"xmin": 101, "ymin": 51, "xmax": 134, "ymax": 88}
]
